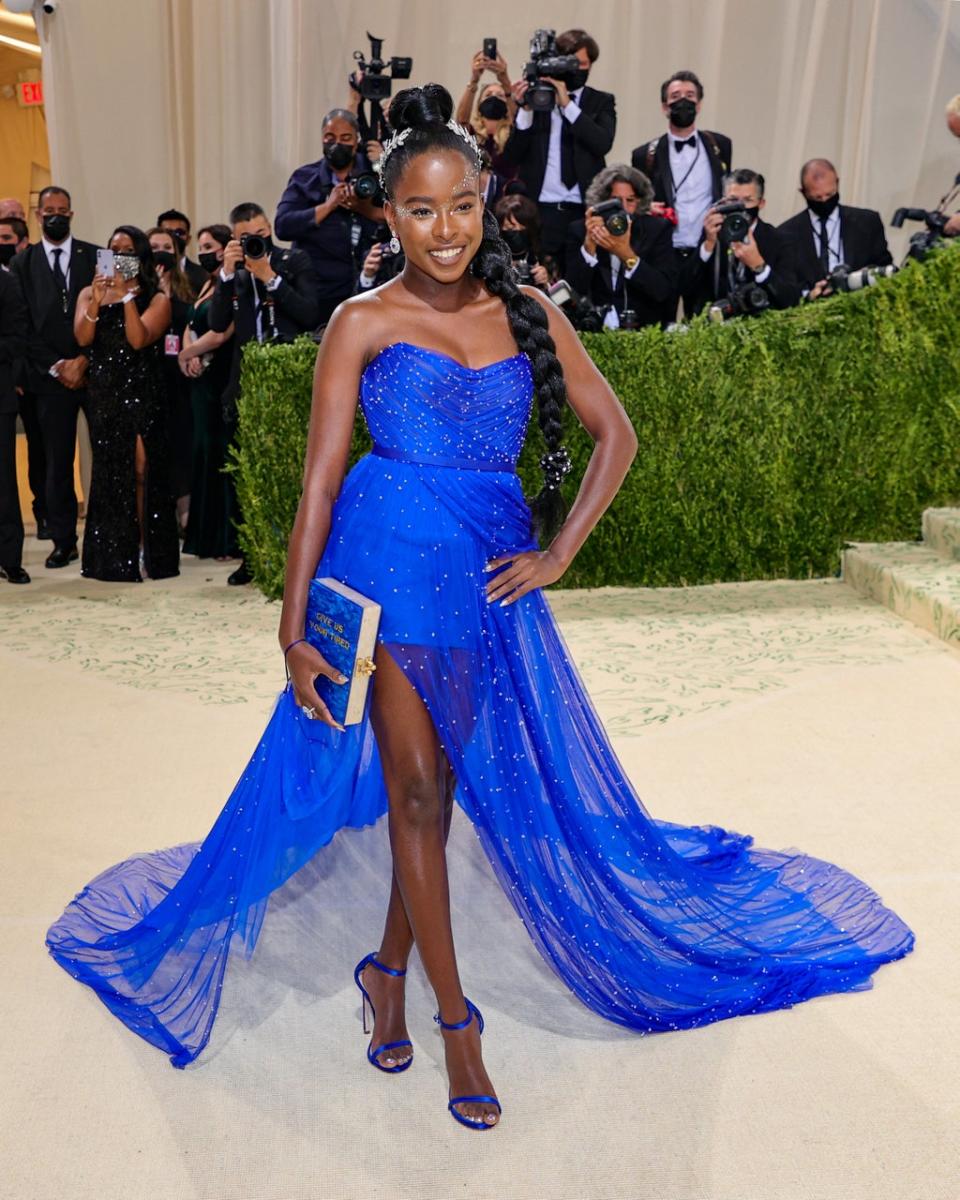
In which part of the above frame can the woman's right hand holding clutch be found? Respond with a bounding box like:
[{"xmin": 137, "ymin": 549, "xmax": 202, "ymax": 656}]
[{"xmin": 287, "ymin": 641, "xmax": 349, "ymax": 732}]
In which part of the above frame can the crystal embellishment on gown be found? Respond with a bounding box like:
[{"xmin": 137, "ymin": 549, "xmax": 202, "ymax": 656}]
[{"xmin": 46, "ymin": 341, "xmax": 915, "ymax": 1067}]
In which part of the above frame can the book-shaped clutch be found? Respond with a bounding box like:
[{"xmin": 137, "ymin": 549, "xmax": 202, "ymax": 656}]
[{"xmin": 305, "ymin": 577, "xmax": 381, "ymax": 725}]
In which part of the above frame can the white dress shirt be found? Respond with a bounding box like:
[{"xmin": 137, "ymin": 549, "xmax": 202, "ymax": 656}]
[
  {"xmin": 515, "ymin": 89, "xmax": 585, "ymax": 204},
  {"xmin": 668, "ymin": 130, "xmax": 714, "ymax": 249},
  {"xmin": 42, "ymin": 234, "xmax": 73, "ymax": 287},
  {"xmin": 579, "ymin": 243, "xmax": 639, "ymax": 328},
  {"xmin": 808, "ymin": 206, "xmax": 844, "ymax": 271}
]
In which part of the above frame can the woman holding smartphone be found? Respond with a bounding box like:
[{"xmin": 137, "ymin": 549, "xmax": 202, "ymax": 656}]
[{"xmin": 74, "ymin": 226, "xmax": 179, "ymax": 581}]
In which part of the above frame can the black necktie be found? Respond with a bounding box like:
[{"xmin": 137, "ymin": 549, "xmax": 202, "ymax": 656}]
[
  {"xmin": 818, "ymin": 217, "xmax": 831, "ymax": 272},
  {"xmin": 51, "ymin": 247, "xmax": 68, "ymax": 312},
  {"xmin": 560, "ymin": 113, "xmax": 577, "ymax": 189},
  {"xmin": 674, "ymin": 137, "xmax": 696, "ymax": 151}
]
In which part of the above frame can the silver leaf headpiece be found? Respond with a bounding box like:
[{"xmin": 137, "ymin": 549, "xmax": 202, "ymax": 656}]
[{"xmin": 373, "ymin": 118, "xmax": 482, "ymax": 180}]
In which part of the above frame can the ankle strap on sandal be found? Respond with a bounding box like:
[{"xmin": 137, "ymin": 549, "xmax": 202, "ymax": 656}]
[
  {"xmin": 359, "ymin": 952, "xmax": 407, "ymax": 978},
  {"xmin": 434, "ymin": 997, "xmax": 483, "ymax": 1033}
]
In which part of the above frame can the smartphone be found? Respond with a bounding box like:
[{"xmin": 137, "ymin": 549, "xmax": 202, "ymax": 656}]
[
  {"xmin": 483, "ymin": 37, "xmax": 497, "ymax": 61},
  {"xmin": 96, "ymin": 248, "xmax": 115, "ymax": 277}
]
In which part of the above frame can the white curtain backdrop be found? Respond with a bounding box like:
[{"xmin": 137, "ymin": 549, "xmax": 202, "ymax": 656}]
[{"xmin": 34, "ymin": 0, "xmax": 960, "ymax": 260}]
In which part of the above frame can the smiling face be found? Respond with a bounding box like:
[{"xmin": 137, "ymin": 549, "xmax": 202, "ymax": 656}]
[{"xmin": 383, "ymin": 148, "xmax": 484, "ymax": 282}]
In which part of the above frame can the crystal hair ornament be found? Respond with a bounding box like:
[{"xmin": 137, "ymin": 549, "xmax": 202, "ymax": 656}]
[{"xmin": 373, "ymin": 119, "xmax": 482, "ymax": 179}]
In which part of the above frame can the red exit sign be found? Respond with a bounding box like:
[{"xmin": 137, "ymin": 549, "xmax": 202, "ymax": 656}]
[{"xmin": 17, "ymin": 81, "xmax": 44, "ymax": 107}]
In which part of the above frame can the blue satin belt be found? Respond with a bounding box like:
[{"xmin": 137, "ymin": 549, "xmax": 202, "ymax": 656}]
[{"xmin": 370, "ymin": 443, "xmax": 515, "ymax": 473}]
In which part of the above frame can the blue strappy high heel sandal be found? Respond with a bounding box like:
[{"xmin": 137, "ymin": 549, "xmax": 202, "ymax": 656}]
[
  {"xmin": 353, "ymin": 952, "xmax": 413, "ymax": 1074},
  {"xmin": 434, "ymin": 998, "xmax": 502, "ymax": 1130}
]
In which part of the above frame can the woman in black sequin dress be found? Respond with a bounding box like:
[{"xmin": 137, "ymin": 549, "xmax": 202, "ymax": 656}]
[{"xmin": 74, "ymin": 226, "xmax": 180, "ymax": 581}]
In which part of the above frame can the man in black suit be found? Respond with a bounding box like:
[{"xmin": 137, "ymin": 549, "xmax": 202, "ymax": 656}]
[
  {"xmin": 778, "ymin": 159, "xmax": 892, "ymax": 298},
  {"xmin": 563, "ymin": 165, "xmax": 678, "ymax": 328},
  {"xmin": 0, "ymin": 267, "xmax": 28, "ymax": 582},
  {"xmin": 689, "ymin": 169, "xmax": 800, "ymax": 317},
  {"xmin": 499, "ymin": 29, "xmax": 616, "ymax": 275},
  {"xmin": 631, "ymin": 70, "xmax": 732, "ymax": 317},
  {"xmin": 9, "ymin": 186, "xmax": 98, "ymax": 567},
  {"xmin": 209, "ymin": 201, "xmax": 319, "ymax": 584},
  {"xmin": 157, "ymin": 208, "xmax": 209, "ymax": 296}
]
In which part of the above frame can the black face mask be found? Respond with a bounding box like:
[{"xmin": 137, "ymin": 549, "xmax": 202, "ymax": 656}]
[
  {"xmin": 0, "ymin": 244, "xmax": 17, "ymax": 266},
  {"xmin": 324, "ymin": 142, "xmax": 355, "ymax": 170},
  {"xmin": 567, "ymin": 68, "xmax": 589, "ymax": 92},
  {"xmin": 501, "ymin": 228, "xmax": 529, "ymax": 256},
  {"xmin": 806, "ymin": 192, "xmax": 840, "ymax": 219},
  {"xmin": 668, "ymin": 98, "xmax": 697, "ymax": 128},
  {"xmin": 478, "ymin": 96, "xmax": 508, "ymax": 120},
  {"xmin": 152, "ymin": 250, "xmax": 177, "ymax": 270},
  {"xmin": 42, "ymin": 213, "xmax": 70, "ymax": 242},
  {"xmin": 198, "ymin": 250, "xmax": 221, "ymax": 274}
]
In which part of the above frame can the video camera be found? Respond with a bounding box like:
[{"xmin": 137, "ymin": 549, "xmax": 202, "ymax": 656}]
[
  {"xmin": 351, "ymin": 31, "xmax": 412, "ymax": 143},
  {"xmin": 891, "ymin": 207, "xmax": 949, "ymax": 262},
  {"xmin": 708, "ymin": 282, "xmax": 770, "ymax": 323},
  {"xmin": 521, "ymin": 29, "xmax": 581, "ymax": 112}
]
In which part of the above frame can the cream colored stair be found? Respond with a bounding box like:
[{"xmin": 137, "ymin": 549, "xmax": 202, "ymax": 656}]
[{"xmin": 842, "ymin": 507, "xmax": 960, "ymax": 649}]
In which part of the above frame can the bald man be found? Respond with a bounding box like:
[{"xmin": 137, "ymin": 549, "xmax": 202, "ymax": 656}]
[
  {"xmin": 0, "ymin": 199, "xmax": 26, "ymax": 222},
  {"xmin": 939, "ymin": 95, "xmax": 960, "ymax": 237},
  {"xmin": 778, "ymin": 158, "xmax": 891, "ymax": 297}
]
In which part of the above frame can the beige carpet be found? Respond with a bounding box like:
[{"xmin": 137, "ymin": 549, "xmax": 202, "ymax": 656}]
[{"xmin": 2, "ymin": 537, "xmax": 958, "ymax": 1200}]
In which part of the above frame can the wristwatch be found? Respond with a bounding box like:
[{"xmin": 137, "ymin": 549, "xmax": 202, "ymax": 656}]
[{"xmin": 624, "ymin": 255, "xmax": 640, "ymax": 271}]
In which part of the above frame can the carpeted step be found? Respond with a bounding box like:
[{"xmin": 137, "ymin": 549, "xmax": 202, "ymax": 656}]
[
  {"xmin": 922, "ymin": 507, "xmax": 960, "ymax": 561},
  {"xmin": 842, "ymin": 541, "xmax": 960, "ymax": 649}
]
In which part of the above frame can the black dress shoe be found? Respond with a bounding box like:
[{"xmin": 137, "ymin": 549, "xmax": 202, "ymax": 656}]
[
  {"xmin": 36, "ymin": 519, "xmax": 53, "ymax": 541},
  {"xmin": 0, "ymin": 565, "xmax": 30, "ymax": 584},
  {"xmin": 227, "ymin": 560, "xmax": 252, "ymax": 586},
  {"xmin": 45, "ymin": 545, "xmax": 79, "ymax": 568}
]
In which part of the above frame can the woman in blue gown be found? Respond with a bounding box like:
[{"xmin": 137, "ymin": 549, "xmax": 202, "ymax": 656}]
[{"xmin": 47, "ymin": 85, "xmax": 914, "ymax": 1132}]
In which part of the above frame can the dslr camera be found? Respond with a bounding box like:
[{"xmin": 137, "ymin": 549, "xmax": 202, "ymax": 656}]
[
  {"xmin": 239, "ymin": 232, "xmax": 269, "ymax": 261},
  {"xmin": 714, "ymin": 200, "xmax": 752, "ymax": 244},
  {"xmin": 708, "ymin": 282, "xmax": 770, "ymax": 323},
  {"xmin": 891, "ymin": 207, "xmax": 949, "ymax": 262},
  {"xmin": 589, "ymin": 199, "xmax": 630, "ymax": 237},
  {"xmin": 521, "ymin": 29, "xmax": 581, "ymax": 112}
]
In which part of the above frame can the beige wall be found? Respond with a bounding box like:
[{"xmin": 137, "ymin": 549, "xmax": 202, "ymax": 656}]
[{"xmin": 35, "ymin": 0, "xmax": 960, "ymax": 259}]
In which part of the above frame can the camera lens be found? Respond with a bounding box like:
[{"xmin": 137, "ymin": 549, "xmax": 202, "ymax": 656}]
[{"xmin": 241, "ymin": 234, "xmax": 266, "ymax": 260}]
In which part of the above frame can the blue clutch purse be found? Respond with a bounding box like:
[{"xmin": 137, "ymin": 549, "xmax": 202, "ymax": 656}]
[{"xmin": 304, "ymin": 578, "xmax": 381, "ymax": 725}]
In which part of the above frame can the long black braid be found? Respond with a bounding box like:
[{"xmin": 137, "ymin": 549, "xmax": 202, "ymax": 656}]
[{"xmin": 380, "ymin": 83, "xmax": 573, "ymax": 543}]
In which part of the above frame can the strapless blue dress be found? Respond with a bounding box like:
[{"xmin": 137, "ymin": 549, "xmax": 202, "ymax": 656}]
[{"xmin": 46, "ymin": 341, "xmax": 914, "ymax": 1067}]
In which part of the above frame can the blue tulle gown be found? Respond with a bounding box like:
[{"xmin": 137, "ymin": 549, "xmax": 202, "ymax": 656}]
[{"xmin": 46, "ymin": 341, "xmax": 914, "ymax": 1067}]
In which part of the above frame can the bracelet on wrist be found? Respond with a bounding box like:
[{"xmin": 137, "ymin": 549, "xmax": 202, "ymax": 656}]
[
  {"xmin": 122, "ymin": 292, "xmax": 137, "ymax": 304},
  {"xmin": 283, "ymin": 637, "xmax": 307, "ymax": 658},
  {"xmin": 83, "ymin": 310, "xmax": 99, "ymax": 323}
]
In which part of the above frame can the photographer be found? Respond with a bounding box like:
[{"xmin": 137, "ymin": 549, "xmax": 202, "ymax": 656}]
[
  {"xmin": 690, "ymin": 169, "xmax": 800, "ymax": 317},
  {"xmin": 631, "ymin": 70, "xmax": 732, "ymax": 317},
  {"xmin": 275, "ymin": 109, "xmax": 382, "ymax": 325},
  {"xmin": 456, "ymin": 47, "xmax": 518, "ymax": 186},
  {"xmin": 494, "ymin": 194, "xmax": 551, "ymax": 289},
  {"xmin": 500, "ymin": 28, "xmax": 616, "ymax": 275},
  {"xmin": 355, "ymin": 225, "xmax": 405, "ymax": 293},
  {"xmin": 563, "ymin": 165, "xmax": 678, "ymax": 328},
  {"xmin": 778, "ymin": 159, "xmax": 892, "ymax": 298},
  {"xmin": 937, "ymin": 95, "xmax": 960, "ymax": 237},
  {"xmin": 209, "ymin": 202, "xmax": 319, "ymax": 584}
]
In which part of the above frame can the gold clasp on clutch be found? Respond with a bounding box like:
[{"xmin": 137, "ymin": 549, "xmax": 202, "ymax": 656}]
[{"xmin": 355, "ymin": 657, "xmax": 377, "ymax": 677}]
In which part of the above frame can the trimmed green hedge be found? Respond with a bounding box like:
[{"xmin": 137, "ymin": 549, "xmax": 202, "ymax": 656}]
[{"xmin": 232, "ymin": 246, "xmax": 960, "ymax": 600}]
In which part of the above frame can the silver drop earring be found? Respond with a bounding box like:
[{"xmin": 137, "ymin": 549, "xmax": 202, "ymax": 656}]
[{"xmin": 389, "ymin": 234, "xmax": 401, "ymax": 254}]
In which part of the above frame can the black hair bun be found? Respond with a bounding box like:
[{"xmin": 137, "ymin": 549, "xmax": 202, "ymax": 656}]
[{"xmin": 387, "ymin": 83, "xmax": 453, "ymax": 133}]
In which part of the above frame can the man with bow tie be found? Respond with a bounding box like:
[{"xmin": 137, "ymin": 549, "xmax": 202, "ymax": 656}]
[{"xmin": 631, "ymin": 70, "xmax": 732, "ymax": 317}]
